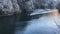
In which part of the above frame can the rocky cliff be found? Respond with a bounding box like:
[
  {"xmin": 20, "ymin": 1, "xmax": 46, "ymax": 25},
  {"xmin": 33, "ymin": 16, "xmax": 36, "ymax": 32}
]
[
  {"xmin": 0, "ymin": 0, "xmax": 58, "ymax": 16},
  {"xmin": 0, "ymin": 0, "xmax": 21, "ymax": 16}
]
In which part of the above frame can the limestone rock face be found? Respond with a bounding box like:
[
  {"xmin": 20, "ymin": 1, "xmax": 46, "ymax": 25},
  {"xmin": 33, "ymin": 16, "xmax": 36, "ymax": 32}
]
[
  {"xmin": 0, "ymin": 0, "xmax": 21, "ymax": 16},
  {"xmin": 17, "ymin": 0, "xmax": 56, "ymax": 14},
  {"xmin": 0, "ymin": 0, "xmax": 59, "ymax": 16}
]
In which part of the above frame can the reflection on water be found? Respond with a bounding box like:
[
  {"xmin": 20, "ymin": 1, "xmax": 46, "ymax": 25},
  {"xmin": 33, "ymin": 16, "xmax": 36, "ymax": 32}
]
[
  {"xmin": 0, "ymin": 9, "xmax": 60, "ymax": 34},
  {"xmin": 15, "ymin": 9, "xmax": 60, "ymax": 34}
]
